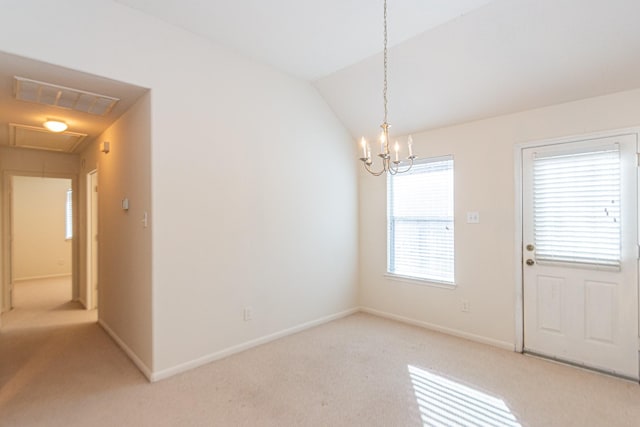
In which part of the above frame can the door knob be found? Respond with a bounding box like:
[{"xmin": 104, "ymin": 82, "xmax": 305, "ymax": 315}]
[{"xmin": 526, "ymin": 259, "xmax": 535, "ymax": 266}]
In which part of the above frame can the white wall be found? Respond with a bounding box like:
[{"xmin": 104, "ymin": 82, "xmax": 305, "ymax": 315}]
[
  {"xmin": 13, "ymin": 176, "xmax": 72, "ymax": 280},
  {"xmin": 0, "ymin": 146, "xmax": 80, "ymax": 311},
  {"xmin": 1, "ymin": 0, "xmax": 358, "ymax": 377},
  {"xmin": 79, "ymin": 92, "xmax": 152, "ymax": 370},
  {"xmin": 359, "ymin": 88, "xmax": 640, "ymax": 348}
]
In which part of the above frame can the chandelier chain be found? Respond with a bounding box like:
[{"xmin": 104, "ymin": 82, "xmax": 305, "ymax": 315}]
[
  {"xmin": 358, "ymin": 0, "xmax": 416, "ymax": 176},
  {"xmin": 383, "ymin": 0, "xmax": 388, "ymax": 124}
]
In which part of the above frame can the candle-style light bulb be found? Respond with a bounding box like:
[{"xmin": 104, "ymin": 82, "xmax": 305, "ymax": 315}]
[
  {"xmin": 394, "ymin": 141, "xmax": 399, "ymax": 162},
  {"xmin": 360, "ymin": 137, "xmax": 367, "ymax": 159},
  {"xmin": 407, "ymin": 135, "xmax": 413, "ymax": 157}
]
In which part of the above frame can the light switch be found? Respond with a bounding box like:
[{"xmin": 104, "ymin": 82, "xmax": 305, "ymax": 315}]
[{"xmin": 466, "ymin": 211, "xmax": 480, "ymax": 224}]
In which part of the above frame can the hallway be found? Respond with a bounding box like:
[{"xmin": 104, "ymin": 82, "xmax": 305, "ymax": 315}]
[
  {"xmin": 2, "ymin": 276, "xmax": 95, "ymax": 331},
  {"xmin": 0, "ymin": 277, "xmax": 145, "ymax": 426}
]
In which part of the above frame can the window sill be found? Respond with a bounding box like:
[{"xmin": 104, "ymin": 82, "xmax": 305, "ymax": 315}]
[{"xmin": 384, "ymin": 273, "xmax": 456, "ymax": 289}]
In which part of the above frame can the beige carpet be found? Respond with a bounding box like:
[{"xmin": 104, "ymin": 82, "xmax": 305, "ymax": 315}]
[
  {"xmin": 1, "ymin": 276, "xmax": 95, "ymax": 331},
  {"xmin": 2, "ymin": 279, "xmax": 640, "ymax": 426}
]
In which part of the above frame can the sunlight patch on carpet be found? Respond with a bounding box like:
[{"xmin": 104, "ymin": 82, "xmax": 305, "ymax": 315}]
[{"xmin": 408, "ymin": 365, "xmax": 521, "ymax": 427}]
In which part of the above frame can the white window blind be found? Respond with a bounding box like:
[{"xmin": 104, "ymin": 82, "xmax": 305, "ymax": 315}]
[
  {"xmin": 65, "ymin": 189, "xmax": 73, "ymax": 240},
  {"xmin": 533, "ymin": 145, "xmax": 621, "ymax": 267},
  {"xmin": 387, "ymin": 156, "xmax": 454, "ymax": 283}
]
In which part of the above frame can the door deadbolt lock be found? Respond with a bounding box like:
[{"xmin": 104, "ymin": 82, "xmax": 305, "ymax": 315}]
[
  {"xmin": 526, "ymin": 259, "xmax": 535, "ymax": 266},
  {"xmin": 526, "ymin": 244, "xmax": 535, "ymax": 251}
]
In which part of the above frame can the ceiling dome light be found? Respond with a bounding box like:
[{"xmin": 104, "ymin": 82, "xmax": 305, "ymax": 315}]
[{"xmin": 43, "ymin": 120, "xmax": 68, "ymax": 133}]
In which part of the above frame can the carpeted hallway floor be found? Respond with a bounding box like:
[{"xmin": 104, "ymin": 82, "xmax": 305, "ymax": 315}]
[{"xmin": 2, "ymin": 278, "xmax": 640, "ymax": 426}]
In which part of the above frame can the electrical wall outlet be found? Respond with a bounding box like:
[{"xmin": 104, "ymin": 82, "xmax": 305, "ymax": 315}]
[
  {"xmin": 466, "ymin": 212, "xmax": 480, "ymax": 224},
  {"xmin": 461, "ymin": 299, "xmax": 470, "ymax": 313},
  {"xmin": 243, "ymin": 307, "xmax": 252, "ymax": 321}
]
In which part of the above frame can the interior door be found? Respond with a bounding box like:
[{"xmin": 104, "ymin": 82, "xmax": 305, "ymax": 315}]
[{"xmin": 522, "ymin": 134, "xmax": 639, "ymax": 379}]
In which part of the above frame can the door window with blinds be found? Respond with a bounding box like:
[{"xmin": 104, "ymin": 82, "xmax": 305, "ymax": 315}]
[
  {"xmin": 532, "ymin": 144, "xmax": 621, "ymax": 268},
  {"xmin": 387, "ymin": 156, "xmax": 454, "ymax": 283}
]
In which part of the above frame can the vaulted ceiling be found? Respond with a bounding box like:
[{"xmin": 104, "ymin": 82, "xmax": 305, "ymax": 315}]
[
  {"xmin": 114, "ymin": 0, "xmax": 494, "ymax": 80},
  {"xmin": 115, "ymin": 0, "xmax": 640, "ymax": 141},
  {"xmin": 4, "ymin": 1, "xmax": 640, "ymax": 154}
]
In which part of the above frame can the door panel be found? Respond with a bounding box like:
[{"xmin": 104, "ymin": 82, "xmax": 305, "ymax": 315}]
[
  {"xmin": 584, "ymin": 280, "xmax": 616, "ymax": 343},
  {"xmin": 522, "ymin": 134, "xmax": 639, "ymax": 379},
  {"xmin": 536, "ymin": 275, "xmax": 563, "ymax": 333}
]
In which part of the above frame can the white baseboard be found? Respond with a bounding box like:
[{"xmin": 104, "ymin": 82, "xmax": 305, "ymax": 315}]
[
  {"xmin": 109, "ymin": 305, "xmax": 512, "ymax": 382},
  {"xmin": 14, "ymin": 273, "xmax": 72, "ymax": 282},
  {"xmin": 77, "ymin": 297, "xmax": 88, "ymax": 309},
  {"xmin": 98, "ymin": 319, "xmax": 153, "ymax": 381},
  {"xmin": 150, "ymin": 307, "xmax": 359, "ymax": 382},
  {"xmin": 360, "ymin": 306, "xmax": 515, "ymax": 351}
]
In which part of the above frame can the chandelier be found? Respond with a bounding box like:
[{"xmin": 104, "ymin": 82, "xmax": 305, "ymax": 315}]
[{"xmin": 359, "ymin": 0, "xmax": 416, "ymax": 176}]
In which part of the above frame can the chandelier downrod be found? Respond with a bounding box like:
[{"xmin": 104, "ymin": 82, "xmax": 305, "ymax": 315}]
[
  {"xmin": 383, "ymin": 0, "xmax": 388, "ymax": 125},
  {"xmin": 358, "ymin": 0, "xmax": 416, "ymax": 176}
]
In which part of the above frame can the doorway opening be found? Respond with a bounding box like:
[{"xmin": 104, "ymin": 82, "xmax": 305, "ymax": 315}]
[{"xmin": 1, "ymin": 172, "xmax": 96, "ymax": 330}]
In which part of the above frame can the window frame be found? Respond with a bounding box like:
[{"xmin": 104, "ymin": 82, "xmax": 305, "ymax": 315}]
[{"xmin": 386, "ymin": 155, "xmax": 455, "ymax": 286}]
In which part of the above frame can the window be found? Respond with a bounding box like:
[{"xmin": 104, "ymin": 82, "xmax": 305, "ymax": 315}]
[
  {"xmin": 387, "ymin": 156, "xmax": 454, "ymax": 283},
  {"xmin": 533, "ymin": 145, "xmax": 621, "ymax": 267},
  {"xmin": 65, "ymin": 188, "xmax": 73, "ymax": 240}
]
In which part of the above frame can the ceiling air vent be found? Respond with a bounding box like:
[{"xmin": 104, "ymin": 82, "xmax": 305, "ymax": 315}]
[
  {"xmin": 13, "ymin": 76, "xmax": 120, "ymax": 116},
  {"xmin": 9, "ymin": 123, "xmax": 88, "ymax": 153}
]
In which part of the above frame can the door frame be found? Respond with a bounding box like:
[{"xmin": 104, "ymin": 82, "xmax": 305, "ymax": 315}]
[
  {"xmin": 86, "ymin": 169, "xmax": 98, "ymax": 310},
  {"xmin": 514, "ymin": 127, "xmax": 640, "ymax": 354},
  {"xmin": 1, "ymin": 170, "xmax": 79, "ymax": 312}
]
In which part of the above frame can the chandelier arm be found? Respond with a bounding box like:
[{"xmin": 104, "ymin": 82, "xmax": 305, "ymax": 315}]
[
  {"xmin": 388, "ymin": 159, "xmax": 399, "ymax": 175},
  {"xmin": 392, "ymin": 158, "xmax": 415, "ymax": 174},
  {"xmin": 364, "ymin": 160, "xmax": 388, "ymax": 176}
]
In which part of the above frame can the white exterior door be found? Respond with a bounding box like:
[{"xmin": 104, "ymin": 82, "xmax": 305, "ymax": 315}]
[{"xmin": 522, "ymin": 134, "xmax": 639, "ymax": 379}]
